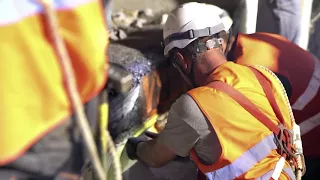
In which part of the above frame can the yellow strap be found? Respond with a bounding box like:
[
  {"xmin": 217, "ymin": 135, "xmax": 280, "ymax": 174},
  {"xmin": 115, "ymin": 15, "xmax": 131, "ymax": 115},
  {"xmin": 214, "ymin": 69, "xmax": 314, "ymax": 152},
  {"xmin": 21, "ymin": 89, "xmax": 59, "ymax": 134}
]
[{"xmin": 106, "ymin": 114, "xmax": 159, "ymax": 180}]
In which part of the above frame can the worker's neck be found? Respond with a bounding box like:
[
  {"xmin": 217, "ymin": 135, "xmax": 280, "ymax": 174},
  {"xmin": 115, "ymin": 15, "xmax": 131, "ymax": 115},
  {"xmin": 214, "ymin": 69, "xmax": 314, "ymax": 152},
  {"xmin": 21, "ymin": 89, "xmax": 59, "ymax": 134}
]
[
  {"xmin": 196, "ymin": 56, "xmax": 227, "ymax": 86},
  {"xmin": 208, "ymin": 53, "xmax": 227, "ymax": 72}
]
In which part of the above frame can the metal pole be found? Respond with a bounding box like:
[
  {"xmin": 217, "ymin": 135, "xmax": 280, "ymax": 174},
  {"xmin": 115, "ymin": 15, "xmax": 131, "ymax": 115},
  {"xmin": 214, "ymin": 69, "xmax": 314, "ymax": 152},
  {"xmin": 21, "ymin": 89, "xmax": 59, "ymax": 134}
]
[
  {"xmin": 298, "ymin": 0, "xmax": 313, "ymax": 50},
  {"xmin": 240, "ymin": 0, "xmax": 259, "ymax": 34}
]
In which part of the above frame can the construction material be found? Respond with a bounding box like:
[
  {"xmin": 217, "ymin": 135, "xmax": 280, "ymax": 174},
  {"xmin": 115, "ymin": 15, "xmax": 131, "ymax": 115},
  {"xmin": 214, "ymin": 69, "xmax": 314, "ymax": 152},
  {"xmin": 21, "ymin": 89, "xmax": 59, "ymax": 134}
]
[
  {"xmin": 107, "ymin": 44, "xmax": 158, "ymax": 139},
  {"xmin": 111, "ymin": 9, "xmax": 153, "ymax": 30},
  {"xmin": 140, "ymin": 8, "xmax": 154, "ymax": 17},
  {"xmin": 108, "ymin": 63, "xmax": 133, "ymax": 94},
  {"xmin": 105, "ymin": 43, "xmax": 189, "ymax": 178},
  {"xmin": 107, "ymin": 43, "xmax": 190, "ymax": 140},
  {"xmin": 160, "ymin": 14, "xmax": 169, "ymax": 25}
]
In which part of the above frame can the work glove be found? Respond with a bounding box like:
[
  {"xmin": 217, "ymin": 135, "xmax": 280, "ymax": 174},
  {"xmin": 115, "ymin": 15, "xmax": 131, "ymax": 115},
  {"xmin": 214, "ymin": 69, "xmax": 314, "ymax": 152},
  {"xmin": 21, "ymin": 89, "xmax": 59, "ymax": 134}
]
[
  {"xmin": 144, "ymin": 131, "xmax": 158, "ymax": 139},
  {"xmin": 126, "ymin": 137, "xmax": 147, "ymax": 160},
  {"xmin": 126, "ymin": 131, "xmax": 158, "ymax": 160},
  {"xmin": 144, "ymin": 131, "xmax": 189, "ymax": 161},
  {"xmin": 145, "ymin": 131, "xmax": 190, "ymax": 161},
  {"xmin": 126, "ymin": 131, "xmax": 189, "ymax": 161}
]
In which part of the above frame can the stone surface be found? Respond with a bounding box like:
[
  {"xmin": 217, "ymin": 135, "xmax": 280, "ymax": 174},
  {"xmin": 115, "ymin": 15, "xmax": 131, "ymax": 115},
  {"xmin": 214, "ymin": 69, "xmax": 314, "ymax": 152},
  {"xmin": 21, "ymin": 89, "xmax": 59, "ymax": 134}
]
[
  {"xmin": 118, "ymin": 29, "xmax": 128, "ymax": 40},
  {"xmin": 107, "ymin": 39, "xmax": 189, "ymax": 141},
  {"xmin": 131, "ymin": 18, "xmax": 147, "ymax": 29},
  {"xmin": 141, "ymin": 8, "xmax": 154, "ymax": 17},
  {"xmin": 107, "ymin": 43, "xmax": 165, "ymax": 140}
]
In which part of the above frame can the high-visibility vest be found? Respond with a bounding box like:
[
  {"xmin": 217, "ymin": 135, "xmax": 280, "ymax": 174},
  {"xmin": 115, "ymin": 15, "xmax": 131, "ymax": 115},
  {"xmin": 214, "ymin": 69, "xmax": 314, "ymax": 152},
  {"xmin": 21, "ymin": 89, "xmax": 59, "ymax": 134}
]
[
  {"xmin": 188, "ymin": 62, "xmax": 295, "ymax": 179},
  {"xmin": 232, "ymin": 32, "xmax": 320, "ymax": 157},
  {"xmin": 0, "ymin": 0, "xmax": 108, "ymax": 165}
]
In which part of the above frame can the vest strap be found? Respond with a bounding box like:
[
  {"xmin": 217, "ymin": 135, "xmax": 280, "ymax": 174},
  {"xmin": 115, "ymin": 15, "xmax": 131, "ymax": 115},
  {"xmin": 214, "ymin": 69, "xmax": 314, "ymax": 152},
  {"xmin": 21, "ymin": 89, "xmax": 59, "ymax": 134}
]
[{"xmin": 248, "ymin": 67, "xmax": 293, "ymax": 157}]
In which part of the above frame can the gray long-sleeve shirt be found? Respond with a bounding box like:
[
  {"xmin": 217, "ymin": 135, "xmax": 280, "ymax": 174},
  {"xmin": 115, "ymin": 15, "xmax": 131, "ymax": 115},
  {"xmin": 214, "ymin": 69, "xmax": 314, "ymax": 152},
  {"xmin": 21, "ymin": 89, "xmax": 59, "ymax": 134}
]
[{"xmin": 157, "ymin": 94, "xmax": 222, "ymax": 165}]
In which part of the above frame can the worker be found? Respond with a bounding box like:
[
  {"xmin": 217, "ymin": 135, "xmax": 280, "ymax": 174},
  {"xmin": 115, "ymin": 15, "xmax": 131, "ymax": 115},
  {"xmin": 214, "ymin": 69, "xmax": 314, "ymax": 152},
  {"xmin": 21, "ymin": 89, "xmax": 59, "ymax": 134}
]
[
  {"xmin": 0, "ymin": 0, "xmax": 108, "ymax": 179},
  {"xmin": 227, "ymin": 32, "xmax": 319, "ymax": 180},
  {"xmin": 208, "ymin": 4, "xmax": 319, "ymax": 179},
  {"xmin": 189, "ymin": 3, "xmax": 319, "ymax": 179},
  {"xmin": 126, "ymin": 2, "xmax": 301, "ymax": 180}
]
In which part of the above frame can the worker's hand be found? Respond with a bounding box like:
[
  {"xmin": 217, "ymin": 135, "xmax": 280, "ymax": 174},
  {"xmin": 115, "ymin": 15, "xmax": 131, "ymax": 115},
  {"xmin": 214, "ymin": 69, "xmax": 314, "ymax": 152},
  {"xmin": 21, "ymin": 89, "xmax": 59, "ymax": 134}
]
[
  {"xmin": 126, "ymin": 132, "xmax": 158, "ymax": 160},
  {"xmin": 126, "ymin": 137, "xmax": 147, "ymax": 160}
]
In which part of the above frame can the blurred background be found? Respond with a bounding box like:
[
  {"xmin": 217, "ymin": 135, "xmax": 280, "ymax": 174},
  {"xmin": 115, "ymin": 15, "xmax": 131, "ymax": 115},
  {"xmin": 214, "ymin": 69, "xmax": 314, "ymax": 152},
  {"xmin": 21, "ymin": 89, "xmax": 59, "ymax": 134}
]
[{"xmin": 103, "ymin": 0, "xmax": 320, "ymax": 58}]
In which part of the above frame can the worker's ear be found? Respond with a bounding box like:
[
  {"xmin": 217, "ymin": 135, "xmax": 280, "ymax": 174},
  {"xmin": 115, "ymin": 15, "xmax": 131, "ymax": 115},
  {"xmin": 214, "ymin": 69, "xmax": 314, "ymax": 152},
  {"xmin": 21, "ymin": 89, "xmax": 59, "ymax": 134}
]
[{"xmin": 174, "ymin": 52, "xmax": 188, "ymax": 70}]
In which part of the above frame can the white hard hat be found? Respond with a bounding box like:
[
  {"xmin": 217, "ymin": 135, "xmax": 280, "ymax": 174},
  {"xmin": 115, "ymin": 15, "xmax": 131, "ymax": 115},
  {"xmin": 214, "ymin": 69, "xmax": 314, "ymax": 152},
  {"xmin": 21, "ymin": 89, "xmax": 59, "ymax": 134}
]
[
  {"xmin": 163, "ymin": 2, "xmax": 226, "ymax": 56},
  {"xmin": 204, "ymin": 4, "xmax": 233, "ymax": 33}
]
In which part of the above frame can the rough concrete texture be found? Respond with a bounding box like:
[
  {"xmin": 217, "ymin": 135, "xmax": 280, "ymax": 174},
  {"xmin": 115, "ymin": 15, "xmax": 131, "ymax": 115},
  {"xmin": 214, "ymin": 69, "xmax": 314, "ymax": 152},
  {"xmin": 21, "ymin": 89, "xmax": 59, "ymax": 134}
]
[
  {"xmin": 107, "ymin": 43, "xmax": 164, "ymax": 139},
  {"xmin": 107, "ymin": 35, "xmax": 175, "ymax": 140}
]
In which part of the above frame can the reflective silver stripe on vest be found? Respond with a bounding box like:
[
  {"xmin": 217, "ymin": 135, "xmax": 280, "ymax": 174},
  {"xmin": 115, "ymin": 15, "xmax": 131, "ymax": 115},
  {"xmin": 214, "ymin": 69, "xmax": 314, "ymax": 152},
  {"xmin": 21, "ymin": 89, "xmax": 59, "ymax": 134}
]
[
  {"xmin": 259, "ymin": 167, "xmax": 296, "ymax": 180},
  {"xmin": 292, "ymin": 55, "xmax": 320, "ymax": 111},
  {"xmin": 205, "ymin": 134, "xmax": 277, "ymax": 180},
  {"xmin": 0, "ymin": 0, "xmax": 94, "ymax": 26}
]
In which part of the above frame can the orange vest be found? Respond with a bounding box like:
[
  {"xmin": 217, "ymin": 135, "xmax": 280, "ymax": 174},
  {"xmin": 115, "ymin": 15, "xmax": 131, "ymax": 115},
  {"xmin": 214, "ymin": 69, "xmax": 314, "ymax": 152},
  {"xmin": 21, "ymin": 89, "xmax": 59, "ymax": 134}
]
[
  {"xmin": 0, "ymin": 0, "xmax": 108, "ymax": 165},
  {"xmin": 233, "ymin": 32, "xmax": 320, "ymax": 157},
  {"xmin": 188, "ymin": 62, "xmax": 295, "ymax": 179}
]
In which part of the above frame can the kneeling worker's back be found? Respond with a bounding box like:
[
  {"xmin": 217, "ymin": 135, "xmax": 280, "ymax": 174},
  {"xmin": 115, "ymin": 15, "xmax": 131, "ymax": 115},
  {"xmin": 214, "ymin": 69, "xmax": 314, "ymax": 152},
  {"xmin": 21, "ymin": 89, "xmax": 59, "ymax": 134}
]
[{"xmin": 188, "ymin": 62, "xmax": 295, "ymax": 179}]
